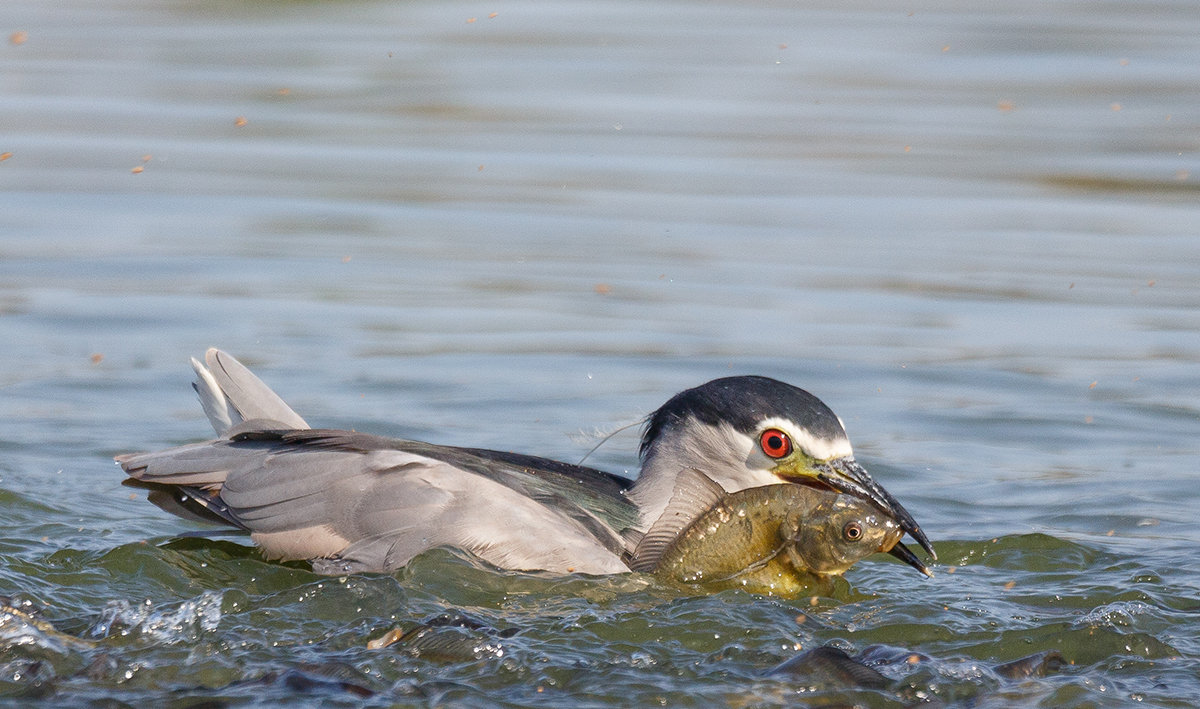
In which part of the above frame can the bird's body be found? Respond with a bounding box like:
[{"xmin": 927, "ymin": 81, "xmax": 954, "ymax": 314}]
[{"xmin": 118, "ymin": 349, "xmax": 933, "ymax": 580}]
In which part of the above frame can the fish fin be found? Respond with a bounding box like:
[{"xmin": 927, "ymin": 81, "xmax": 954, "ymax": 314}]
[
  {"xmin": 629, "ymin": 468, "xmax": 725, "ymax": 572},
  {"xmin": 620, "ymin": 528, "xmax": 645, "ymax": 554}
]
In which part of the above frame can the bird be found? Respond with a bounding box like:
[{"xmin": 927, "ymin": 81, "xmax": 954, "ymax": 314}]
[{"xmin": 117, "ymin": 349, "xmax": 933, "ymax": 577}]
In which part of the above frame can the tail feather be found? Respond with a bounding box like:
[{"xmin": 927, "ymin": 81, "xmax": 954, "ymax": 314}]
[
  {"xmin": 192, "ymin": 348, "xmax": 308, "ymax": 436},
  {"xmin": 117, "ymin": 348, "xmax": 312, "ymax": 533},
  {"xmin": 116, "ymin": 443, "xmax": 232, "ymax": 488},
  {"xmin": 191, "ymin": 356, "xmax": 236, "ymax": 436}
]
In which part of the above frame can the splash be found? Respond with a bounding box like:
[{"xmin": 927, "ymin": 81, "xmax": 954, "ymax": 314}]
[{"xmin": 92, "ymin": 590, "xmax": 223, "ymax": 644}]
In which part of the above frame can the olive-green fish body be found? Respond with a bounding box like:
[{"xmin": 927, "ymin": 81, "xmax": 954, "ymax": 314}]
[
  {"xmin": 647, "ymin": 484, "xmax": 816, "ymax": 584},
  {"xmin": 630, "ymin": 470, "xmax": 905, "ymax": 594}
]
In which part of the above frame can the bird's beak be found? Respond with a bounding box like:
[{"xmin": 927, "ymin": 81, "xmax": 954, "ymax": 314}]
[
  {"xmin": 887, "ymin": 541, "xmax": 933, "ymax": 578},
  {"xmin": 808, "ymin": 456, "xmax": 937, "ymax": 563}
]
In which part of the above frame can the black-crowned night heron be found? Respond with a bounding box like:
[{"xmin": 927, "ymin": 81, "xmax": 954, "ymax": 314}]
[{"xmin": 118, "ymin": 349, "xmax": 933, "ymax": 577}]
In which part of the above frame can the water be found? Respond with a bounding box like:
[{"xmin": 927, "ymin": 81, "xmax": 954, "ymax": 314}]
[{"xmin": 2, "ymin": 0, "xmax": 1198, "ymax": 704}]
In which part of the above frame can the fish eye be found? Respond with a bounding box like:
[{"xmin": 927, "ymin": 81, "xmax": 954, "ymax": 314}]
[
  {"xmin": 842, "ymin": 521, "xmax": 863, "ymax": 542},
  {"xmin": 759, "ymin": 429, "xmax": 793, "ymax": 458}
]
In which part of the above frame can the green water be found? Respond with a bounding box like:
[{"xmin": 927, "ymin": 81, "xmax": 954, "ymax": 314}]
[
  {"xmin": 3, "ymin": 0, "xmax": 1199, "ymax": 704},
  {"xmin": 1, "ymin": 527, "xmax": 1195, "ymax": 705}
]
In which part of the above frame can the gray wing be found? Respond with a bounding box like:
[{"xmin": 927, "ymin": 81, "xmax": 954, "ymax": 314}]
[
  {"xmin": 120, "ymin": 429, "xmax": 634, "ymax": 575},
  {"xmin": 403, "ymin": 442, "xmax": 637, "ymax": 553}
]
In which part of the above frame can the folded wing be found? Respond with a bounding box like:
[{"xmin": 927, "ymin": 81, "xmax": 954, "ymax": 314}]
[{"xmin": 118, "ymin": 350, "xmax": 637, "ymax": 575}]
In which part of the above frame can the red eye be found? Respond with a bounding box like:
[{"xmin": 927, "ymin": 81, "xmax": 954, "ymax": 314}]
[{"xmin": 759, "ymin": 428, "xmax": 792, "ymax": 458}]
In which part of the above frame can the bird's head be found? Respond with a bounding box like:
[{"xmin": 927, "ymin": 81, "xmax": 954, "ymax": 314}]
[{"xmin": 631, "ymin": 376, "xmax": 934, "ymax": 575}]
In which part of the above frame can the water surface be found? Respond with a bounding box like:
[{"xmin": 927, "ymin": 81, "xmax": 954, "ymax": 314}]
[{"xmin": 1, "ymin": 0, "xmax": 1198, "ymax": 705}]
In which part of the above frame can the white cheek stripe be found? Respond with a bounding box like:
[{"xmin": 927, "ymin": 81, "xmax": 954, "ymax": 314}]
[{"xmin": 757, "ymin": 416, "xmax": 853, "ymax": 460}]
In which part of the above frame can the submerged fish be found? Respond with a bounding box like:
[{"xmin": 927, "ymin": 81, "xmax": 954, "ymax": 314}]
[
  {"xmin": 629, "ymin": 469, "xmax": 923, "ymax": 594},
  {"xmin": 367, "ymin": 611, "xmax": 519, "ymax": 662},
  {"xmin": 0, "ymin": 596, "xmax": 94, "ymax": 652},
  {"xmin": 768, "ymin": 645, "xmax": 890, "ymax": 689},
  {"xmin": 769, "ymin": 644, "xmax": 1068, "ymax": 690}
]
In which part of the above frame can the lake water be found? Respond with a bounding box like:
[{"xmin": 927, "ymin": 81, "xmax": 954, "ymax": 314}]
[{"xmin": 2, "ymin": 0, "xmax": 1198, "ymax": 704}]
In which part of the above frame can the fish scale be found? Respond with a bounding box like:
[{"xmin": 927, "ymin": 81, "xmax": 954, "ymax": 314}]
[{"xmin": 632, "ymin": 470, "xmax": 905, "ymax": 595}]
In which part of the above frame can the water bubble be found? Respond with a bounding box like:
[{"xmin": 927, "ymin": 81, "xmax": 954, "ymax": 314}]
[
  {"xmin": 1078, "ymin": 601, "xmax": 1150, "ymax": 629},
  {"xmin": 94, "ymin": 591, "xmax": 224, "ymax": 643}
]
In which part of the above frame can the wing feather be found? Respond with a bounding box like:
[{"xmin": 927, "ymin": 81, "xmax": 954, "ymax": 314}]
[{"xmin": 121, "ymin": 427, "xmax": 635, "ymax": 574}]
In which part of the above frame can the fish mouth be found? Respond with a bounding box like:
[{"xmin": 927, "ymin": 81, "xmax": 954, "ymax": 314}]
[
  {"xmin": 810, "ymin": 457, "xmax": 937, "ymax": 563},
  {"xmin": 887, "ymin": 541, "xmax": 933, "ymax": 578}
]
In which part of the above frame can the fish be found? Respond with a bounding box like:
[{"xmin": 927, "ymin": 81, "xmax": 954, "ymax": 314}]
[
  {"xmin": 628, "ymin": 469, "xmax": 916, "ymax": 594},
  {"xmin": 769, "ymin": 644, "xmax": 1068, "ymax": 690},
  {"xmin": 0, "ymin": 596, "xmax": 95, "ymax": 652},
  {"xmin": 366, "ymin": 610, "xmax": 519, "ymax": 662},
  {"xmin": 992, "ymin": 650, "xmax": 1066, "ymax": 679},
  {"xmin": 768, "ymin": 645, "xmax": 891, "ymax": 689}
]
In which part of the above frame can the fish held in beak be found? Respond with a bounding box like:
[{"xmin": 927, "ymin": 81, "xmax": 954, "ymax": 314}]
[
  {"xmin": 630, "ymin": 469, "xmax": 928, "ymax": 595},
  {"xmin": 784, "ymin": 493, "xmax": 910, "ymax": 577},
  {"xmin": 812, "ymin": 456, "xmax": 937, "ymax": 562}
]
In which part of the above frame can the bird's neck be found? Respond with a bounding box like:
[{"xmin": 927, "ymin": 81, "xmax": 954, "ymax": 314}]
[{"xmin": 628, "ymin": 419, "xmax": 774, "ymax": 531}]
